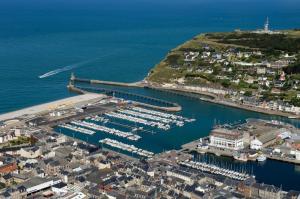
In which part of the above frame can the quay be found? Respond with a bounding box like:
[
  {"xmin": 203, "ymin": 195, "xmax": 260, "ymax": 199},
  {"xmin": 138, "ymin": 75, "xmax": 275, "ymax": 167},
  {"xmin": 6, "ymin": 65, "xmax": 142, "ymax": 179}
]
[
  {"xmin": 70, "ymin": 75, "xmax": 300, "ymax": 119},
  {"xmin": 181, "ymin": 137, "xmax": 300, "ymax": 165},
  {"xmin": 71, "ymin": 75, "xmax": 144, "ymax": 88},
  {"xmin": 181, "ymin": 138, "xmax": 237, "ymax": 157},
  {"xmin": 266, "ymin": 154, "xmax": 300, "ymax": 165}
]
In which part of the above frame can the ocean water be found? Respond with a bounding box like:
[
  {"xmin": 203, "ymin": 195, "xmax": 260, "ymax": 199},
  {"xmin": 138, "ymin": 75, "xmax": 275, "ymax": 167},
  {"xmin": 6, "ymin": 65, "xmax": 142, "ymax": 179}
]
[
  {"xmin": 1, "ymin": 0, "xmax": 300, "ymax": 113},
  {"xmin": 1, "ymin": 0, "xmax": 300, "ymax": 190}
]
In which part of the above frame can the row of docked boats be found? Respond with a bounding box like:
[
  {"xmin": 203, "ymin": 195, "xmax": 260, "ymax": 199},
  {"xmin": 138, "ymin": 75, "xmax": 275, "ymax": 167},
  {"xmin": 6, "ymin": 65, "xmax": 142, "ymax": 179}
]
[
  {"xmin": 99, "ymin": 138, "xmax": 154, "ymax": 158},
  {"xmin": 89, "ymin": 115, "xmax": 109, "ymax": 123},
  {"xmin": 105, "ymin": 112, "xmax": 170, "ymax": 130},
  {"xmin": 179, "ymin": 160, "xmax": 253, "ymax": 181},
  {"xmin": 70, "ymin": 120, "xmax": 141, "ymax": 141},
  {"xmin": 58, "ymin": 124, "xmax": 95, "ymax": 135},
  {"xmin": 131, "ymin": 106, "xmax": 196, "ymax": 123},
  {"xmin": 119, "ymin": 109, "xmax": 184, "ymax": 127}
]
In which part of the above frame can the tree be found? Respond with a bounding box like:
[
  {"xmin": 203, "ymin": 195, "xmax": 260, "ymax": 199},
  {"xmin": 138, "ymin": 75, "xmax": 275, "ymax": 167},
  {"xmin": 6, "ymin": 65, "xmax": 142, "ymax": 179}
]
[{"xmin": 244, "ymin": 90, "xmax": 253, "ymax": 97}]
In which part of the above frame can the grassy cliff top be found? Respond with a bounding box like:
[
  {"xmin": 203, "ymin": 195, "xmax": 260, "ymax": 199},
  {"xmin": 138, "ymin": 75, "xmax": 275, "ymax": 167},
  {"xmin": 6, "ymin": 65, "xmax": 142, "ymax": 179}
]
[{"xmin": 147, "ymin": 30, "xmax": 300, "ymax": 84}]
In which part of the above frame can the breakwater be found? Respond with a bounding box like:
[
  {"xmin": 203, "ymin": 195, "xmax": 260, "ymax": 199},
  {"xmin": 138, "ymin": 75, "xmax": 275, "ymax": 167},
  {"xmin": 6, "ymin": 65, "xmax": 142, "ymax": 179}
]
[{"xmin": 67, "ymin": 84, "xmax": 182, "ymax": 112}]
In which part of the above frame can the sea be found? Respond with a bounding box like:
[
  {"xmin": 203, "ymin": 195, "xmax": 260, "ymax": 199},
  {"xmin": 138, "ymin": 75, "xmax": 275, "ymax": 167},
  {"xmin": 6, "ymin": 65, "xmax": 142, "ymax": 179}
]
[{"xmin": 1, "ymin": 0, "xmax": 300, "ymax": 191}]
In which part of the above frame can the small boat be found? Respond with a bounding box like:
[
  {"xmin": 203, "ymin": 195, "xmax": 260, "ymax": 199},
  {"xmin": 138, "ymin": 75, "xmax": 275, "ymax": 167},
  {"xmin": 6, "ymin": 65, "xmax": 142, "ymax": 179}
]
[
  {"xmin": 257, "ymin": 155, "xmax": 267, "ymax": 162},
  {"xmin": 288, "ymin": 115, "xmax": 298, "ymax": 119}
]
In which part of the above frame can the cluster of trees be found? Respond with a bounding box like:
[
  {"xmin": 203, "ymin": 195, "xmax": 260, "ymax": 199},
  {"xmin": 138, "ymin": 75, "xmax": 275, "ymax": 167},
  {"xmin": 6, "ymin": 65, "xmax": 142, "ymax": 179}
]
[
  {"xmin": 284, "ymin": 60, "xmax": 300, "ymax": 74},
  {"xmin": 166, "ymin": 54, "xmax": 181, "ymax": 66},
  {"xmin": 290, "ymin": 97, "xmax": 300, "ymax": 107},
  {"xmin": 9, "ymin": 136, "xmax": 30, "ymax": 146}
]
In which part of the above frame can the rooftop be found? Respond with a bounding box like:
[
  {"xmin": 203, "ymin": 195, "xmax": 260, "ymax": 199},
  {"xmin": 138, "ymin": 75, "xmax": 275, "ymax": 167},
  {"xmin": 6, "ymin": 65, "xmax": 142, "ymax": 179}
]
[{"xmin": 210, "ymin": 128, "xmax": 243, "ymax": 139}]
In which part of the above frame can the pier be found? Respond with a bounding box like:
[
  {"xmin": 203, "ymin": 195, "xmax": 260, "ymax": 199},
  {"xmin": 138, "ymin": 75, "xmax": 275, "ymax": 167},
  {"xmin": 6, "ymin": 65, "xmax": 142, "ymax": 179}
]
[
  {"xmin": 71, "ymin": 75, "xmax": 144, "ymax": 88},
  {"xmin": 71, "ymin": 74, "xmax": 216, "ymax": 100},
  {"xmin": 67, "ymin": 84, "xmax": 182, "ymax": 112}
]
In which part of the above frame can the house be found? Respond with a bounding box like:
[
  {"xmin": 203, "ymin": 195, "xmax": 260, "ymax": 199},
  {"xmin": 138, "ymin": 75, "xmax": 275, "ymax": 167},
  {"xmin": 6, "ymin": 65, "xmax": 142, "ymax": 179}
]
[
  {"xmin": 250, "ymin": 139, "xmax": 263, "ymax": 150},
  {"xmin": 51, "ymin": 182, "xmax": 68, "ymax": 195},
  {"xmin": 0, "ymin": 133, "xmax": 14, "ymax": 144},
  {"xmin": 44, "ymin": 158, "xmax": 70, "ymax": 176},
  {"xmin": 184, "ymin": 52, "xmax": 199, "ymax": 62},
  {"xmin": 257, "ymin": 67, "xmax": 266, "ymax": 75},
  {"xmin": 97, "ymin": 160, "xmax": 111, "ymax": 170},
  {"xmin": 0, "ymin": 161, "xmax": 17, "ymax": 175},
  {"xmin": 0, "ymin": 186, "xmax": 28, "ymax": 199},
  {"xmin": 19, "ymin": 146, "xmax": 42, "ymax": 159},
  {"xmin": 209, "ymin": 128, "xmax": 244, "ymax": 150},
  {"xmin": 0, "ymin": 174, "xmax": 13, "ymax": 186},
  {"xmin": 10, "ymin": 186, "xmax": 27, "ymax": 199},
  {"xmin": 12, "ymin": 173, "xmax": 29, "ymax": 184},
  {"xmin": 290, "ymin": 137, "xmax": 300, "ymax": 151},
  {"xmin": 250, "ymin": 183, "xmax": 281, "ymax": 199},
  {"xmin": 166, "ymin": 169, "xmax": 194, "ymax": 186},
  {"xmin": 256, "ymin": 129, "xmax": 282, "ymax": 147}
]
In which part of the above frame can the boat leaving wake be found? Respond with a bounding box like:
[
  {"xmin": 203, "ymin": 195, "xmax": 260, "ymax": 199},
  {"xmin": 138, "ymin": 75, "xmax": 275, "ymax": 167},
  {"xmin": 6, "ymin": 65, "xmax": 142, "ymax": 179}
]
[
  {"xmin": 38, "ymin": 60, "xmax": 92, "ymax": 79},
  {"xmin": 39, "ymin": 50, "xmax": 120, "ymax": 79}
]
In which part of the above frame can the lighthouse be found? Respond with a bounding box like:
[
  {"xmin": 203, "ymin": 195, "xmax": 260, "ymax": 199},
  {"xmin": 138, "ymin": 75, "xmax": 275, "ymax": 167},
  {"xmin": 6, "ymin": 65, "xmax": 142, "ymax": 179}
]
[{"xmin": 264, "ymin": 17, "xmax": 269, "ymax": 32}]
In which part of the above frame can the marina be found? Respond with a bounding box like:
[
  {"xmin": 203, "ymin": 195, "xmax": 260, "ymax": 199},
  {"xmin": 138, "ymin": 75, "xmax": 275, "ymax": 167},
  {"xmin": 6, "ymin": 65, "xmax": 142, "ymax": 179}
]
[
  {"xmin": 46, "ymin": 90, "xmax": 300, "ymax": 191},
  {"xmin": 131, "ymin": 106, "xmax": 195, "ymax": 123},
  {"xmin": 105, "ymin": 111, "xmax": 171, "ymax": 130},
  {"xmin": 99, "ymin": 138, "xmax": 154, "ymax": 158},
  {"xmin": 70, "ymin": 120, "xmax": 141, "ymax": 141},
  {"xmin": 103, "ymin": 106, "xmax": 195, "ymax": 131},
  {"xmin": 53, "ymin": 104, "xmax": 195, "ymax": 160},
  {"xmin": 90, "ymin": 115, "xmax": 153, "ymax": 134},
  {"xmin": 119, "ymin": 109, "xmax": 184, "ymax": 126}
]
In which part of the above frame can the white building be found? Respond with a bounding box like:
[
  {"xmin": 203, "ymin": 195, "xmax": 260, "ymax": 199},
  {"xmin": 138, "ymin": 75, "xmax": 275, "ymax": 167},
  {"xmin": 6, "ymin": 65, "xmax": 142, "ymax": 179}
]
[
  {"xmin": 51, "ymin": 182, "xmax": 68, "ymax": 195},
  {"xmin": 209, "ymin": 128, "xmax": 244, "ymax": 150},
  {"xmin": 19, "ymin": 146, "xmax": 42, "ymax": 159},
  {"xmin": 257, "ymin": 67, "xmax": 266, "ymax": 75},
  {"xmin": 19, "ymin": 177, "xmax": 61, "ymax": 195},
  {"xmin": 184, "ymin": 51, "xmax": 199, "ymax": 62},
  {"xmin": 166, "ymin": 169, "xmax": 194, "ymax": 185},
  {"xmin": 0, "ymin": 133, "xmax": 14, "ymax": 144},
  {"xmin": 250, "ymin": 139, "xmax": 263, "ymax": 150},
  {"xmin": 296, "ymin": 151, "xmax": 300, "ymax": 160}
]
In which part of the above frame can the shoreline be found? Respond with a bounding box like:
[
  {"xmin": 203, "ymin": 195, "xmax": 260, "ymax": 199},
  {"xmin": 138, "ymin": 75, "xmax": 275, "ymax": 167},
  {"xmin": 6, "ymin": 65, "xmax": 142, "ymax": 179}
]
[
  {"xmin": 72, "ymin": 76, "xmax": 300, "ymax": 119},
  {"xmin": 146, "ymin": 84, "xmax": 294, "ymax": 118}
]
